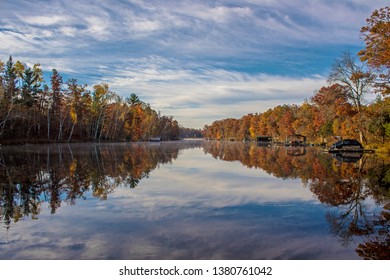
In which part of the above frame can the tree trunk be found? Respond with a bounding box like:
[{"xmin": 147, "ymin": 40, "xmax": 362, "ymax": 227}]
[
  {"xmin": 67, "ymin": 122, "xmax": 75, "ymax": 142},
  {"xmin": 47, "ymin": 109, "xmax": 50, "ymax": 140}
]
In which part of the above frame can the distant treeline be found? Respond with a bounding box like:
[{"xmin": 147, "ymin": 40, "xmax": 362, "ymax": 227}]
[
  {"xmin": 179, "ymin": 127, "xmax": 203, "ymax": 138},
  {"xmin": 203, "ymin": 83, "xmax": 390, "ymax": 145},
  {"xmin": 0, "ymin": 58, "xmax": 180, "ymax": 144},
  {"xmin": 204, "ymin": 7, "xmax": 390, "ymax": 149}
]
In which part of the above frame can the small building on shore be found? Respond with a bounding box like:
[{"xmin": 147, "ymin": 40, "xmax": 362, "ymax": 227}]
[
  {"xmin": 286, "ymin": 134, "xmax": 306, "ymax": 146},
  {"xmin": 149, "ymin": 137, "xmax": 161, "ymax": 142},
  {"xmin": 257, "ymin": 136, "xmax": 272, "ymax": 145}
]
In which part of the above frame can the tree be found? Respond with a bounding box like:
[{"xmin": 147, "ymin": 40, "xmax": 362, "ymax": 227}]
[
  {"xmin": 328, "ymin": 53, "xmax": 376, "ymax": 143},
  {"xmin": 0, "ymin": 59, "xmax": 4, "ymax": 98},
  {"xmin": 328, "ymin": 53, "xmax": 375, "ymax": 113},
  {"xmin": 20, "ymin": 65, "xmax": 43, "ymax": 137},
  {"xmin": 21, "ymin": 66, "xmax": 41, "ymax": 107},
  {"xmin": 0, "ymin": 56, "xmax": 18, "ymax": 137},
  {"xmin": 292, "ymin": 101, "xmax": 317, "ymax": 141},
  {"xmin": 90, "ymin": 83, "xmax": 112, "ymax": 140},
  {"xmin": 13, "ymin": 60, "xmax": 25, "ymax": 90},
  {"xmin": 311, "ymin": 84, "xmax": 356, "ymax": 140},
  {"xmin": 366, "ymin": 96, "xmax": 390, "ymax": 142},
  {"xmin": 66, "ymin": 79, "xmax": 86, "ymax": 141},
  {"xmin": 3, "ymin": 56, "xmax": 17, "ymax": 102},
  {"xmin": 125, "ymin": 93, "xmax": 146, "ymax": 141},
  {"xmin": 1, "ymin": 57, "xmax": 183, "ymax": 143},
  {"xmin": 126, "ymin": 93, "xmax": 141, "ymax": 106},
  {"xmin": 359, "ymin": 6, "xmax": 390, "ymax": 95},
  {"xmin": 49, "ymin": 69, "xmax": 64, "ymax": 140}
]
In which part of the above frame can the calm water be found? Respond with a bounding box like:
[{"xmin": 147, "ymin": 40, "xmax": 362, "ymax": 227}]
[{"xmin": 0, "ymin": 140, "xmax": 389, "ymax": 260}]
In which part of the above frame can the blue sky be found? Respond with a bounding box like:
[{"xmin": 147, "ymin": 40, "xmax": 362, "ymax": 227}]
[{"xmin": 0, "ymin": 0, "xmax": 387, "ymax": 128}]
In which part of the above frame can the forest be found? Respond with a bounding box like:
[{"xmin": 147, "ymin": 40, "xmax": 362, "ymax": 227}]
[
  {"xmin": 0, "ymin": 60, "xmax": 180, "ymax": 144},
  {"xmin": 203, "ymin": 6, "xmax": 390, "ymax": 152}
]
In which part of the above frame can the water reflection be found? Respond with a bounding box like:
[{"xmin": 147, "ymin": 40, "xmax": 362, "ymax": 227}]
[
  {"xmin": 0, "ymin": 140, "xmax": 389, "ymax": 259},
  {"xmin": 0, "ymin": 141, "xmax": 200, "ymax": 227},
  {"xmin": 202, "ymin": 141, "xmax": 390, "ymax": 259}
]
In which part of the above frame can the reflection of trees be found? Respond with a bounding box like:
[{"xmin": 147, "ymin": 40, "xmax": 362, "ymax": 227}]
[
  {"xmin": 0, "ymin": 141, "xmax": 202, "ymax": 228},
  {"xmin": 319, "ymin": 161, "xmax": 390, "ymax": 259},
  {"xmin": 355, "ymin": 204, "xmax": 390, "ymax": 259},
  {"xmin": 202, "ymin": 141, "xmax": 390, "ymax": 259},
  {"xmin": 1, "ymin": 140, "xmax": 388, "ymax": 259},
  {"xmin": 202, "ymin": 141, "xmax": 334, "ymax": 181},
  {"xmin": 356, "ymin": 160, "xmax": 390, "ymax": 259}
]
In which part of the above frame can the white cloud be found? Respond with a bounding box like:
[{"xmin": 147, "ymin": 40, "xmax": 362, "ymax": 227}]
[
  {"xmin": 178, "ymin": 4, "xmax": 252, "ymax": 23},
  {"xmin": 84, "ymin": 16, "xmax": 111, "ymax": 40},
  {"xmin": 132, "ymin": 19, "xmax": 161, "ymax": 33},
  {"xmin": 20, "ymin": 15, "xmax": 69, "ymax": 26},
  {"xmin": 105, "ymin": 58, "xmax": 325, "ymax": 127},
  {"xmin": 59, "ymin": 26, "xmax": 78, "ymax": 37},
  {"xmin": 0, "ymin": 31, "xmax": 31, "ymax": 54}
]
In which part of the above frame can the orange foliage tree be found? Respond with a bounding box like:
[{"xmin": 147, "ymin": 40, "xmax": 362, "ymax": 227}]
[{"xmin": 359, "ymin": 6, "xmax": 390, "ymax": 95}]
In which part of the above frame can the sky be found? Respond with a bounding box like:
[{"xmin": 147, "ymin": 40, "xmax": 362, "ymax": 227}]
[{"xmin": 0, "ymin": 0, "xmax": 388, "ymax": 128}]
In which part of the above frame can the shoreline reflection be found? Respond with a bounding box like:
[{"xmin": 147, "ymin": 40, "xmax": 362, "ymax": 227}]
[
  {"xmin": 202, "ymin": 141, "xmax": 390, "ymax": 260},
  {"xmin": 0, "ymin": 140, "xmax": 389, "ymax": 259},
  {"xmin": 0, "ymin": 141, "xmax": 201, "ymax": 228}
]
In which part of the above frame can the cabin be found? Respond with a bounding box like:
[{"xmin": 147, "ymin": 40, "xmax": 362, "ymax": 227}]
[
  {"xmin": 256, "ymin": 136, "xmax": 272, "ymax": 145},
  {"xmin": 286, "ymin": 134, "xmax": 306, "ymax": 146},
  {"xmin": 328, "ymin": 139, "xmax": 363, "ymax": 152}
]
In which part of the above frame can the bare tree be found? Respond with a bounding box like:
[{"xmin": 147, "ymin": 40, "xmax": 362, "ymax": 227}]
[{"xmin": 328, "ymin": 52, "xmax": 376, "ymax": 143}]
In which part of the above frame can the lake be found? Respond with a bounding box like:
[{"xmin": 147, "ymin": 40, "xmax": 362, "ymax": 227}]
[{"xmin": 0, "ymin": 140, "xmax": 389, "ymax": 260}]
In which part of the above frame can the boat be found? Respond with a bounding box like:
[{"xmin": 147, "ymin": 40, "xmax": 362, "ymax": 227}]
[
  {"xmin": 149, "ymin": 137, "xmax": 161, "ymax": 142},
  {"xmin": 328, "ymin": 138, "xmax": 363, "ymax": 152}
]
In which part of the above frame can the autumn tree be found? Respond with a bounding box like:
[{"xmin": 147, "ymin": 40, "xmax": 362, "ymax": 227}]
[
  {"xmin": 366, "ymin": 96, "xmax": 390, "ymax": 142},
  {"xmin": 126, "ymin": 93, "xmax": 144, "ymax": 140},
  {"xmin": 311, "ymin": 84, "xmax": 355, "ymax": 140},
  {"xmin": 102, "ymin": 94, "xmax": 128, "ymax": 140},
  {"xmin": 66, "ymin": 79, "xmax": 87, "ymax": 141},
  {"xmin": 359, "ymin": 6, "xmax": 390, "ymax": 95},
  {"xmin": 90, "ymin": 83, "xmax": 112, "ymax": 140},
  {"xmin": 238, "ymin": 114, "xmax": 253, "ymax": 140},
  {"xmin": 292, "ymin": 101, "xmax": 317, "ymax": 141}
]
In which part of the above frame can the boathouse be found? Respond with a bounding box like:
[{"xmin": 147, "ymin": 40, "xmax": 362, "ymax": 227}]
[
  {"xmin": 286, "ymin": 134, "xmax": 306, "ymax": 146},
  {"xmin": 257, "ymin": 136, "xmax": 272, "ymax": 144}
]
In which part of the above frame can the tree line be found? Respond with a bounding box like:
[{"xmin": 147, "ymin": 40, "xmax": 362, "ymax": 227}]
[
  {"xmin": 0, "ymin": 59, "xmax": 180, "ymax": 144},
  {"xmin": 203, "ymin": 6, "xmax": 390, "ymax": 149}
]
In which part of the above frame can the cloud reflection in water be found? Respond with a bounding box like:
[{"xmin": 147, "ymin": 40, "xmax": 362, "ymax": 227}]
[{"xmin": 0, "ymin": 141, "xmax": 388, "ymax": 259}]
